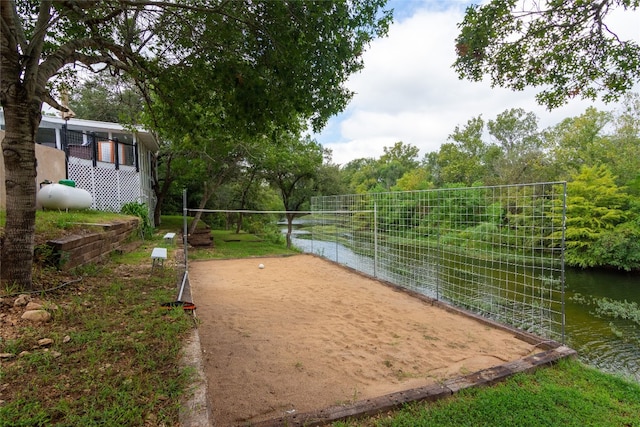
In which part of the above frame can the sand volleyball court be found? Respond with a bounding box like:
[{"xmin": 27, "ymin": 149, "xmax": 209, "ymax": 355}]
[{"xmin": 189, "ymin": 254, "xmax": 564, "ymax": 426}]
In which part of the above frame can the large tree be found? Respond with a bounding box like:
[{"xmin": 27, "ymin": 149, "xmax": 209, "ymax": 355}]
[
  {"xmin": 259, "ymin": 134, "xmax": 326, "ymax": 248},
  {"xmin": 454, "ymin": 0, "xmax": 640, "ymax": 108},
  {"xmin": 544, "ymin": 107, "xmax": 612, "ymax": 180},
  {"xmin": 609, "ymin": 93, "xmax": 640, "ymax": 186},
  {"xmin": 0, "ymin": 1, "xmax": 391, "ymax": 289},
  {"xmin": 486, "ymin": 108, "xmax": 547, "ymax": 184},
  {"xmin": 433, "ymin": 116, "xmax": 490, "ymax": 186},
  {"xmin": 561, "ymin": 165, "xmax": 632, "ymax": 268},
  {"xmin": 340, "ymin": 142, "xmax": 420, "ymax": 193},
  {"xmin": 376, "ymin": 141, "xmax": 420, "ymax": 190},
  {"xmin": 70, "ymin": 75, "xmax": 144, "ymax": 124}
]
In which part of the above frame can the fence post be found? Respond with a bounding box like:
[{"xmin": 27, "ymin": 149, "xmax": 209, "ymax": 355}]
[
  {"xmin": 134, "ymin": 141, "xmax": 139, "ymax": 172},
  {"xmin": 335, "ymin": 211, "xmax": 339, "ymax": 263},
  {"xmin": 113, "ymin": 137, "xmax": 120, "ymax": 170},
  {"xmin": 310, "ymin": 198, "xmax": 315, "ymax": 255},
  {"xmin": 436, "ymin": 231, "xmax": 440, "ymax": 301},
  {"xmin": 561, "ymin": 181, "xmax": 567, "ymax": 344},
  {"xmin": 90, "ymin": 132, "xmax": 97, "ymax": 168},
  {"xmin": 183, "ymin": 188, "xmax": 188, "ymax": 270},
  {"xmin": 62, "ymin": 123, "xmax": 69, "ymax": 179},
  {"xmin": 374, "ymin": 201, "xmax": 378, "ymax": 278}
]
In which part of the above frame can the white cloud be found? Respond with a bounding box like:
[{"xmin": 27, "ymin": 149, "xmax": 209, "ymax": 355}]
[{"xmin": 316, "ymin": 2, "xmax": 640, "ymax": 166}]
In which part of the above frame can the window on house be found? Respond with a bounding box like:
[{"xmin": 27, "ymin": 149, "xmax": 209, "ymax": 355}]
[
  {"xmin": 96, "ymin": 141, "xmax": 135, "ymax": 166},
  {"xmin": 111, "ymin": 132, "xmax": 136, "ymax": 166},
  {"xmin": 97, "ymin": 140, "xmax": 126, "ymax": 163}
]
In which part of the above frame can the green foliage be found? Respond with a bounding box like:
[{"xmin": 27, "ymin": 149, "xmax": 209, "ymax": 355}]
[
  {"xmin": 465, "ymin": 222, "xmax": 501, "ymax": 240},
  {"xmin": 242, "ymin": 217, "xmax": 285, "ymax": 245},
  {"xmin": 609, "ymin": 93, "xmax": 640, "ymax": 187},
  {"xmin": 375, "ymin": 193, "xmax": 420, "ymax": 232},
  {"xmin": 436, "ymin": 116, "xmax": 487, "ymax": 186},
  {"xmin": 486, "ymin": 108, "xmax": 547, "ymax": 184},
  {"xmin": 393, "ymin": 168, "xmax": 433, "ymax": 191},
  {"xmin": 376, "ymin": 142, "xmax": 421, "ymax": 190},
  {"xmin": 422, "ymin": 187, "xmax": 489, "ymax": 231},
  {"xmin": 559, "ymin": 166, "xmax": 633, "ymax": 269},
  {"xmin": 333, "ymin": 359, "xmax": 640, "ymax": 426},
  {"xmin": 343, "ymin": 142, "xmax": 421, "ymax": 192},
  {"xmin": 260, "ymin": 135, "xmax": 321, "ymax": 208},
  {"xmin": 594, "ymin": 298, "xmax": 640, "ymax": 327},
  {"xmin": 545, "ymin": 108, "xmax": 613, "ymax": 180},
  {"xmin": 32, "ymin": 243, "xmax": 56, "ymax": 267},
  {"xmin": 70, "ymin": 74, "xmax": 144, "ymax": 124},
  {"xmin": 336, "ymin": 109, "xmax": 640, "ymax": 270},
  {"xmin": 454, "ymin": 1, "xmax": 640, "ymax": 108},
  {"xmin": 589, "ymin": 223, "xmax": 640, "ymax": 271},
  {"xmin": 342, "ymin": 157, "xmax": 380, "ymax": 194},
  {"xmin": 121, "ymin": 202, "xmax": 153, "ymax": 239}
]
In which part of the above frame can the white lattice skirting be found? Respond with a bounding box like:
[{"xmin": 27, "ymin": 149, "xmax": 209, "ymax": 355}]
[{"xmin": 68, "ymin": 159, "xmax": 142, "ymax": 212}]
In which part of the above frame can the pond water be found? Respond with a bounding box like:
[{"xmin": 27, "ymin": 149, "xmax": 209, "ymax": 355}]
[
  {"xmin": 285, "ymin": 226, "xmax": 640, "ymax": 382},
  {"xmin": 563, "ymin": 269, "xmax": 639, "ymax": 381}
]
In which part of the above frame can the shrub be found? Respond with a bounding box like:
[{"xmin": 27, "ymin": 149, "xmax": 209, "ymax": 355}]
[{"xmin": 121, "ymin": 202, "xmax": 153, "ymax": 239}]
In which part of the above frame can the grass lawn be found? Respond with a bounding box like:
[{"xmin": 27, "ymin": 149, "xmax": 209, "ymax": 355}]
[
  {"xmin": 0, "ymin": 220, "xmax": 199, "ymax": 426},
  {"xmin": 332, "ymin": 358, "xmax": 640, "ymax": 426},
  {"xmin": 1, "ymin": 212, "xmax": 639, "ymax": 426},
  {"xmin": 158, "ymin": 215, "xmax": 298, "ymax": 259}
]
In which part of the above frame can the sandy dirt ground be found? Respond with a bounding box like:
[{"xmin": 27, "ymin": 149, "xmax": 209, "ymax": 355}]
[{"xmin": 189, "ymin": 254, "xmax": 537, "ymax": 426}]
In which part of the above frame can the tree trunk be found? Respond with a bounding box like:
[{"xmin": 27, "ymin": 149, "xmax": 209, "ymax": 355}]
[
  {"xmin": 188, "ymin": 181, "xmax": 216, "ymax": 235},
  {"xmin": 1, "ymin": 96, "xmax": 40, "ymax": 289},
  {"xmin": 235, "ymin": 168, "xmax": 256, "ymax": 234},
  {"xmin": 153, "ymin": 192, "xmax": 164, "ymax": 227},
  {"xmin": 187, "ymin": 161, "xmax": 239, "ymax": 235},
  {"xmin": 285, "ymin": 213, "xmax": 294, "ymax": 249},
  {"xmin": 152, "ymin": 152, "xmax": 174, "ymax": 226},
  {"xmin": 225, "ymin": 212, "xmax": 232, "ymax": 230},
  {"xmin": 235, "ymin": 213, "xmax": 243, "ymax": 234}
]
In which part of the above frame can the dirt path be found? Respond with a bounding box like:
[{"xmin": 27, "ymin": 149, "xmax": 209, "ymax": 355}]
[{"xmin": 189, "ymin": 254, "xmax": 537, "ymax": 426}]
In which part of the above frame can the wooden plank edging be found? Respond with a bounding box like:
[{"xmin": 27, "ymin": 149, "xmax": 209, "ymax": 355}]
[{"xmin": 249, "ymin": 346, "xmax": 576, "ymax": 427}]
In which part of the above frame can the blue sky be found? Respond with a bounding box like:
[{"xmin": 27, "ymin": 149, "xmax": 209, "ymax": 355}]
[{"xmin": 314, "ymin": 1, "xmax": 640, "ymax": 166}]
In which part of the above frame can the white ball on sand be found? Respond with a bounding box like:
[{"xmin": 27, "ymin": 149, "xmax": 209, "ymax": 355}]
[{"xmin": 258, "ymin": 263, "xmax": 265, "ymax": 269}]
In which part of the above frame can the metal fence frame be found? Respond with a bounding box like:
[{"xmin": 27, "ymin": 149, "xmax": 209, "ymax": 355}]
[{"xmin": 303, "ymin": 183, "xmax": 566, "ymax": 343}]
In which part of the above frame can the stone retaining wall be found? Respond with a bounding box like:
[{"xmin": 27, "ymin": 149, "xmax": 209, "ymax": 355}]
[{"xmin": 47, "ymin": 219, "xmax": 140, "ymax": 270}]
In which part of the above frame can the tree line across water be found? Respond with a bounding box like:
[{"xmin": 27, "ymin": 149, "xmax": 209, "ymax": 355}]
[{"xmin": 336, "ymin": 100, "xmax": 640, "ymax": 272}]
